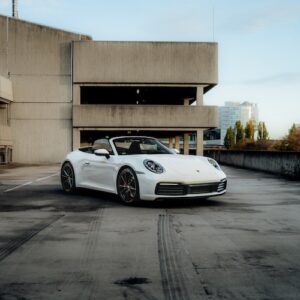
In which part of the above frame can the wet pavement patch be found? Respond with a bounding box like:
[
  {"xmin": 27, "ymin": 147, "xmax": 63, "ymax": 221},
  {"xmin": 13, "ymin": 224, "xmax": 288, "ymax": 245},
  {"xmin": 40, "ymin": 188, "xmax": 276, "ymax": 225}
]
[{"xmin": 114, "ymin": 277, "xmax": 151, "ymax": 285}]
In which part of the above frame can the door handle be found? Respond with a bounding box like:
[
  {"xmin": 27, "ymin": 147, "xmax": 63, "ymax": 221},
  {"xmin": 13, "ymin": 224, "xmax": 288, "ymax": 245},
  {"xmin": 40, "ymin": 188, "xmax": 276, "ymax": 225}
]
[{"xmin": 84, "ymin": 162, "xmax": 90, "ymax": 166}]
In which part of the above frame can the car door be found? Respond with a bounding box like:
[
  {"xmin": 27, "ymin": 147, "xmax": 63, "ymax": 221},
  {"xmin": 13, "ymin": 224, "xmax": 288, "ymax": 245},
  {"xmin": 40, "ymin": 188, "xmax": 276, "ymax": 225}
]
[{"xmin": 81, "ymin": 154, "xmax": 116, "ymax": 192}]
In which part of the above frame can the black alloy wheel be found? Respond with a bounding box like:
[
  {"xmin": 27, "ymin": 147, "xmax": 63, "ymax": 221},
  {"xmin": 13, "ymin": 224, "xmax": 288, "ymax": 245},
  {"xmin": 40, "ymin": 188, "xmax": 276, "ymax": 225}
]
[
  {"xmin": 61, "ymin": 162, "xmax": 76, "ymax": 193},
  {"xmin": 117, "ymin": 167, "xmax": 140, "ymax": 204}
]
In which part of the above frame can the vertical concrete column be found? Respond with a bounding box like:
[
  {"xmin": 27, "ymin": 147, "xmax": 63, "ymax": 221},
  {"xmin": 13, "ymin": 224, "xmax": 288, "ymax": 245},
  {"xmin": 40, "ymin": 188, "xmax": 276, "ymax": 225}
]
[
  {"xmin": 183, "ymin": 99, "xmax": 190, "ymax": 155},
  {"xmin": 196, "ymin": 86, "xmax": 203, "ymax": 106},
  {"xmin": 196, "ymin": 129, "xmax": 203, "ymax": 156},
  {"xmin": 73, "ymin": 128, "xmax": 80, "ymax": 150},
  {"xmin": 7, "ymin": 103, "xmax": 11, "ymax": 126},
  {"xmin": 8, "ymin": 147, "xmax": 11, "ymax": 163},
  {"xmin": 175, "ymin": 136, "xmax": 180, "ymax": 151},
  {"xmin": 169, "ymin": 137, "xmax": 173, "ymax": 148},
  {"xmin": 73, "ymin": 85, "xmax": 80, "ymax": 105},
  {"xmin": 184, "ymin": 133, "xmax": 189, "ymax": 155},
  {"xmin": 5, "ymin": 146, "xmax": 8, "ymax": 164}
]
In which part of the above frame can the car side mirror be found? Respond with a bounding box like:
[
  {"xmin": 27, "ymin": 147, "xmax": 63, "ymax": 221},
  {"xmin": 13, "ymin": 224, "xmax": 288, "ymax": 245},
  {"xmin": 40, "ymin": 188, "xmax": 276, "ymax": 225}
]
[
  {"xmin": 172, "ymin": 148, "xmax": 180, "ymax": 154},
  {"xmin": 94, "ymin": 149, "xmax": 110, "ymax": 159}
]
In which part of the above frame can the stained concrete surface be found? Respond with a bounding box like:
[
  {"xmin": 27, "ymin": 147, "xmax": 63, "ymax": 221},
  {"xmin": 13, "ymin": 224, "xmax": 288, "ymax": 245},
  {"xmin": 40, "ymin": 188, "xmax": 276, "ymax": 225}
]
[{"xmin": 0, "ymin": 164, "xmax": 299, "ymax": 299}]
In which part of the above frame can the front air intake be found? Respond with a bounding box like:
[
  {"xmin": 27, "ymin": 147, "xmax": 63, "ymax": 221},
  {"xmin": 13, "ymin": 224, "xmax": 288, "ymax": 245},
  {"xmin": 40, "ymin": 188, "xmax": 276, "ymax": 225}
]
[{"xmin": 217, "ymin": 179, "xmax": 227, "ymax": 192}]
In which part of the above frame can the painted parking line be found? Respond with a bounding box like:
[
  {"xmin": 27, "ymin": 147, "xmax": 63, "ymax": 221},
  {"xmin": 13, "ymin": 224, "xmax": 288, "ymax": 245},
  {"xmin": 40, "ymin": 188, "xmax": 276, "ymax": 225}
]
[
  {"xmin": 4, "ymin": 172, "xmax": 59, "ymax": 193},
  {"xmin": 35, "ymin": 173, "xmax": 59, "ymax": 182},
  {"xmin": 4, "ymin": 181, "xmax": 33, "ymax": 193}
]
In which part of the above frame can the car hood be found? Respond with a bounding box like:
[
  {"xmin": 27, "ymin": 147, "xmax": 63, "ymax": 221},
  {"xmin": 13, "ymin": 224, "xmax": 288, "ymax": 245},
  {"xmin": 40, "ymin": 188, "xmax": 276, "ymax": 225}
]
[{"xmin": 123, "ymin": 154, "xmax": 225, "ymax": 183}]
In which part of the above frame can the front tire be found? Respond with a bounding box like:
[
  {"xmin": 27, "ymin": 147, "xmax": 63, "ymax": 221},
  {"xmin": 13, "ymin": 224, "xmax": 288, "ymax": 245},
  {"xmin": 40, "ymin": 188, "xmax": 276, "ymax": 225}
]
[
  {"xmin": 61, "ymin": 162, "xmax": 76, "ymax": 193},
  {"xmin": 117, "ymin": 167, "xmax": 140, "ymax": 204}
]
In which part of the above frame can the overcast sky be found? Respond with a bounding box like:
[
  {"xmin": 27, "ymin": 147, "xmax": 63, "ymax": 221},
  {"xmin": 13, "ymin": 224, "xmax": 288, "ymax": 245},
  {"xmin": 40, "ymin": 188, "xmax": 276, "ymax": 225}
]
[{"xmin": 0, "ymin": 0, "xmax": 299, "ymax": 138}]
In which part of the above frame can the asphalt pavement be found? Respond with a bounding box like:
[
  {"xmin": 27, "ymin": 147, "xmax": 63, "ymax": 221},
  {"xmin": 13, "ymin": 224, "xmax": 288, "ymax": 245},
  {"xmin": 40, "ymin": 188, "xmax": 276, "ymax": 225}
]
[{"xmin": 0, "ymin": 164, "xmax": 300, "ymax": 300}]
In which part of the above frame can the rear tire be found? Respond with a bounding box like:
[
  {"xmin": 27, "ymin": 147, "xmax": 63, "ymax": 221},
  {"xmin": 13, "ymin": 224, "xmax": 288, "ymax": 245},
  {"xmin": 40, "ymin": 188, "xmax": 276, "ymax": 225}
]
[
  {"xmin": 61, "ymin": 162, "xmax": 76, "ymax": 193},
  {"xmin": 117, "ymin": 167, "xmax": 140, "ymax": 204}
]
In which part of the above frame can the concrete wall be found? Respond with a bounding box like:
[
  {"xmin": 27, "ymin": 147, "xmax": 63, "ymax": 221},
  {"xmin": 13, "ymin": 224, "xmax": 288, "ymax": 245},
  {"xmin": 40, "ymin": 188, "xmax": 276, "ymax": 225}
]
[
  {"xmin": 0, "ymin": 76, "xmax": 13, "ymax": 101},
  {"xmin": 73, "ymin": 41, "xmax": 218, "ymax": 85},
  {"xmin": 0, "ymin": 125, "xmax": 12, "ymax": 146},
  {"xmin": 205, "ymin": 150, "xmax": 300, "ymax": 179},
  {"xmin": 11, "ymin": 102, "xmax": 72, "ymax": 163},
  {"xmin": 0, "ymin": 15, "xmax": 90, "ymax": 163},
  {"xmin": 0, "ymin": 75, "xmax": 13, "ymax": 148},
  {"xmin": 0, "ymin": 109, "xmax": 7, "ymax": 126},
  {"xmin": 73, "ymin": 105, "xmax": 218, "ymax": 128}
]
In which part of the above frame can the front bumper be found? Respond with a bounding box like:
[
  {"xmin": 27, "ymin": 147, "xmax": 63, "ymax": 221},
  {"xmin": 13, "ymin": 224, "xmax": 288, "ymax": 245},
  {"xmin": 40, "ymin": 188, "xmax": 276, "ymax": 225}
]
[
  {"xmin": 137, "ymin": 172, "xmax": 227, "ymax": 201},
  {"xmin": 155, "ymin": 179, "xmax": 227, "ymax": 196}
]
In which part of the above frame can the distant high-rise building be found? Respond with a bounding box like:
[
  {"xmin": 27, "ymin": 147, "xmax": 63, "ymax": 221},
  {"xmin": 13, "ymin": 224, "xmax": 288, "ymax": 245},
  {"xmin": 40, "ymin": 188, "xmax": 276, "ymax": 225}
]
[{"xmin": 204, "ymin": 101, "xmax": 259, "ymax": 146}]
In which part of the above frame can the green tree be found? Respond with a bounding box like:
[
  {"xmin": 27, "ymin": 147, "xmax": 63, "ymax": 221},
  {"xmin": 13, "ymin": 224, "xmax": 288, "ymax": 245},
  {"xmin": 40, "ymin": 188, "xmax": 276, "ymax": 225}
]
[
  {"xmin": 274, "ymin": 123, "xmax": 300, "ymax": 151},
  {"xmin": 235, "ymin": 120, "xmax": 244, "ymax": 144},
  {"xmin": 262, "ymin": 122, "xmax": 269, "ymax": 140},
  {"xmin": 289, "ymin": 123, "xmax": 297, "ymax": 136},
  {"xmin": 258, "ymin": 121, "xmax": 269, "ymax": 140},
  {"xmin": 258, "ymin": 122, "xmax": 263, "ymax": 140},
  {"xmin": 286, "ymin": 123, "xmax": 300, "ymax": 151},
  {"xmin": 224, "ymin": 127, "xmax": 234, "ymax": 149},
  {"xmin": 245, "ymin": 120, "xmax": 255, "ymax": 140}
]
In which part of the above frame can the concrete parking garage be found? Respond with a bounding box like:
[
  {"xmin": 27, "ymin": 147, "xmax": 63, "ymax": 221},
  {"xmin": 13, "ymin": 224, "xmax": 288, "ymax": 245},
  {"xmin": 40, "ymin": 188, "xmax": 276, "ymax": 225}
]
[
  {"xmin": 0, "ymin": 165, "xmax": 300, "ymax": 299},
  {"xmin": 0, "ymin": 15, "xmax": 218, "ymax": 163}
]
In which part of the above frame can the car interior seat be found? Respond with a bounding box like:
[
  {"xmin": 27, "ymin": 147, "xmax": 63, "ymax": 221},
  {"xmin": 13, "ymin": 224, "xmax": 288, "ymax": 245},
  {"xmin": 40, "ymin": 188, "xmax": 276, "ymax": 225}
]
[{"xmin": 128, "ymin": 141, "xmax": 141, "ymax": 154}]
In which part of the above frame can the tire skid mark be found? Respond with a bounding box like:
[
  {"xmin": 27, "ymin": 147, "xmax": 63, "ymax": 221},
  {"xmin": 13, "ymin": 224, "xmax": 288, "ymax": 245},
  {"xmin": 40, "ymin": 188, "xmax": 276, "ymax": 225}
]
[
  {"xmin": 0, "ymin": 214, "xmax": 63, "ymax": 263},
  {"xmin": 84, "ymin": 207, "xmax": 105, "ymax": 300},
  {"xmin": 158, "ymin": 214, "xmax": 190, "ymax": 300},
  {"xmin": 57, "ymin": 208, "xmax": 105, "ymax": 299}
]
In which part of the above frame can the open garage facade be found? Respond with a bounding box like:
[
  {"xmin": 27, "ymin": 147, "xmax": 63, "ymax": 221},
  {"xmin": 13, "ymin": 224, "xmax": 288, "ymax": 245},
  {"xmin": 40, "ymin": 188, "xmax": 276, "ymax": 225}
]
[
  {"xmin": 0, "ymin": 15, "xmax": 218, "ymax": 163},
  {"xmin": 72, "ymin": 41, "xmax": 218, "ymax": 157}
]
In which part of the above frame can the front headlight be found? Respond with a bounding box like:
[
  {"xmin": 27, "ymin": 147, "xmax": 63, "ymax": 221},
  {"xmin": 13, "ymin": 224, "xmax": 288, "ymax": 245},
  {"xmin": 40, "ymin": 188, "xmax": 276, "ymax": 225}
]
[
  {"xmin": 207, "ymin": 158, "xmax": 221, "ymax": 170},
  {"xmin": 143, "ymin": 159, "xmax": 165, "ymax": 174}
]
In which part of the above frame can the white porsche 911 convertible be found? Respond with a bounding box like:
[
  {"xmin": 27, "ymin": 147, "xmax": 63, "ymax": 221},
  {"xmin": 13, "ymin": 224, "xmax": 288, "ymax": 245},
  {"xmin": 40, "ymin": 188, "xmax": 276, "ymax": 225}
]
[{"xmin": 61, "ymin": 136, "xmax": 227, "ymax": 204}]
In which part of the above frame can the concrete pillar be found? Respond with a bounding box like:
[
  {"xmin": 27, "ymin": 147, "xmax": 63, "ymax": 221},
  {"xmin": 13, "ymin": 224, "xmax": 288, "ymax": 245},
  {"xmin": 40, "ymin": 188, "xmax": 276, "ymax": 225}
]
[
  {"xmin": 196, "ymin": 129, "xmax": 203, "ymax": 156},
  {"xmin": 5, "ymin": 146, "xmax": 8, "ymax": 164},
  {"xmin": 8, "ymin": 147, "xmax": 12, "ymax": 163},
  {"xmin": 73, "ymin": 85, "xmax": 80, "ymax": 105},
  {"xmin": 184, "ymin": 133, "xmax": 189, "ymax": 155},
  {"xmin": 183, "ymin": 100, "xmax": 190, "ymax": 155},
  {"xmin": 168, "ymin": 137, "xmax": 173, "ymax": 148},
  {"xmin": 72, "ymin": 128, "xmax": 80, "ymax": 150},
  {"xmin": 7, "ymin": 103, "xmax": 11, "ymax": 126},
  {"xmin": 196, "ymin": 86, "xmax": 203, "ymax": 106},
  {"xmin": 175, "ymin": 135, "xmax": 180, "ymax": 151}
]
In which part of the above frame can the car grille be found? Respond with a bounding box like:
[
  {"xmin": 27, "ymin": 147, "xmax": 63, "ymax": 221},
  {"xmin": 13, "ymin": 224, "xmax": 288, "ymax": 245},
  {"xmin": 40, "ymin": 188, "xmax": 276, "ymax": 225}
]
[
  {"xmin": 217, "ymin": 179, "xmax": 227, "ymax": 192},
  {"xmin": 189, "ymin": 183, "xmax": 219, "ymax": 194},
  {"xmin": 155, "ymin": 184, "xmax": 186, "ymax": 196},
  {"xmin": 155, "ymin": 179, "xmax": 227, "ymax": 196}
]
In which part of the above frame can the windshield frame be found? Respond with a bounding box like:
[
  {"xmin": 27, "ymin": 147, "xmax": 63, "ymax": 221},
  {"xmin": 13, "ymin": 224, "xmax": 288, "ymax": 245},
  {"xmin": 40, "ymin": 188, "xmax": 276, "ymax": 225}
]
[{"xmin": 110, "ymin": 136, "xmax": 174, "ymax": 156}]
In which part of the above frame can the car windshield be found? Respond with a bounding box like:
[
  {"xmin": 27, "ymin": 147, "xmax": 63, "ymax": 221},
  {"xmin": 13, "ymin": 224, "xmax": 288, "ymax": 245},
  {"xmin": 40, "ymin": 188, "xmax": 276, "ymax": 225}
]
[{"xmin": 113, "ymin": 137, "xmax": 173, "ymax": 155}]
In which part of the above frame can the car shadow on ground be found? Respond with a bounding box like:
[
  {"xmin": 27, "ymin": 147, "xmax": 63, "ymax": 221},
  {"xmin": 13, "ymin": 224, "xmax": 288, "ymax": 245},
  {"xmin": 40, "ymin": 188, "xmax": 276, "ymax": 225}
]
[
  {"xmin": 0, "ymin": 185, "xmax": 228, "ymax": 212},
  {"xmin": 76, "ymin": 188, "xmax": 227, "ymax": 210}
]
